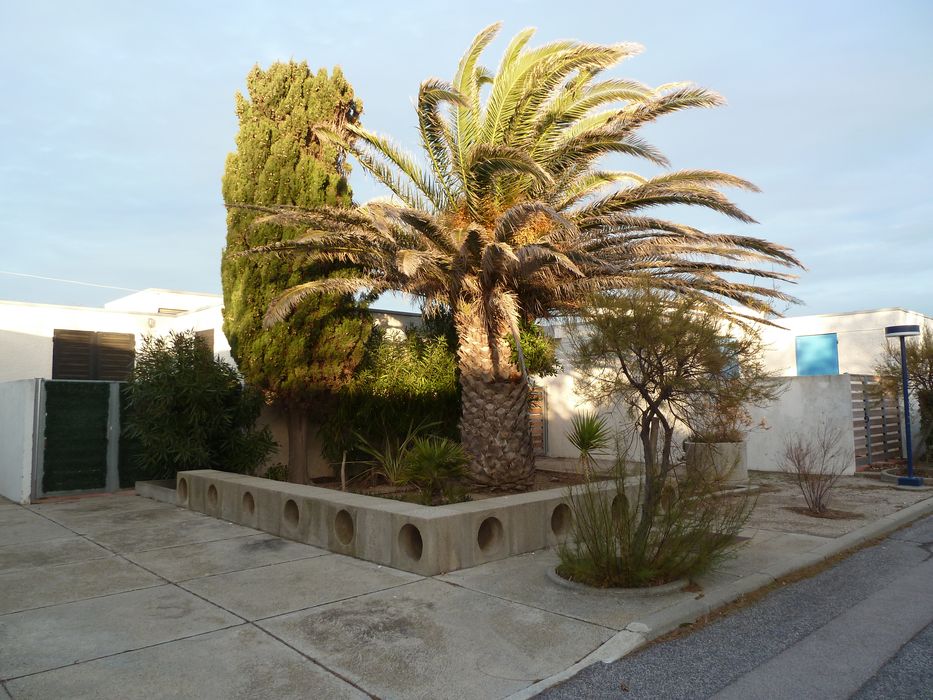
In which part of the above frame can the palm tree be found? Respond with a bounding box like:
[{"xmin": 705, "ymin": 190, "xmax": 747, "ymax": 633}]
[{"xmin": 237, "ymin": 23, "xmax": 801, "ymax": 490}]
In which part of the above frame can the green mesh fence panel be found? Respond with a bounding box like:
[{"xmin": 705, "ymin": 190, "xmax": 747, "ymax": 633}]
[{"xmin": 43, "ymin": 381, "xmax": 110, "ymax": 492}]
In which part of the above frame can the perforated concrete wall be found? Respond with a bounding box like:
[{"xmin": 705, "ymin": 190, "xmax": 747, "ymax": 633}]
[{"xmin": 177, "ymin": 470, "xmax": 620, "ymax": 576}]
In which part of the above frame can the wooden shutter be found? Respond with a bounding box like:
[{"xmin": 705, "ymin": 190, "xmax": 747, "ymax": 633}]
[
  {"xmin": 96, "ymin": 332, "xmax": 135, "ymax": 380},
  {"xmin": 195, "ymin": 329, "xmax": 215, "ymax": 354},
  {"xmin": 52, "ymin": 330, "xmax": 135, "ymax": 381},
  {"xmin": 52, "ymin": 330, "xmax": 94, "ymax": 380}
]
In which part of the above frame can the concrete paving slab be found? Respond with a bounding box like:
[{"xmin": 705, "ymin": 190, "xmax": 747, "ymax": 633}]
[
  {"xmin": 260, "ymin": 578, "xmax": 614, "ymax": 700},
  {"xmin": 0, "ymin": 517, "xmax": 73, "ymax": 547},
  {"xmin": 438, "ymin": 549, "xmax": 695, "ymax": 631},
  {"xmin": 126, "ymin": 533, "xmax": 328, "ymax": 581},
  {"xmin": 0, "ymin": 682, "xmax": 9, "ymax": 698},
  {"xmin": 27, "ymin": 494, "xmax": 167, "ymax": 517},
  {"xmin": 0, "ymin": 537, "xmax": 110, "ymax": 573},
  {"xmin": 0, "ymin": 508, "xmax": 46, "ymax": 526},
  {"xmin": 181, "ymin": 553, "xmax": 421, "ymax": 620},
  {"xmin": 4, "ymin": 625, "xmax": 367, "ymax": 700},
  {"xmin": 716, "ymin": 531, "xmax": 830, "ymax": 577},
  {"xmin": 0, "ymin": 556, "xmax": 162, "ymax": 615},
  {"xmin": 88, "ymin": 517, "xmax": 258, "ymax": 553},
  {"xmin": 35, "ymin": 504, "xmax": 222, "ymax": 536},
  {"xmin": 0, "ymin": 585, "xmax": 240, "ymax": 680}
]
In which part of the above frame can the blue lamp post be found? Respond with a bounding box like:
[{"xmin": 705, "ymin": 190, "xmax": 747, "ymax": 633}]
[{"xmin": 884, "ymin": 324, "xmax": 922, "ymax": 486}]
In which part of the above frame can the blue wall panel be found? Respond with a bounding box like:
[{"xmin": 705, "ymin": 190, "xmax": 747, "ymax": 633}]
[{"xmin": 795, "ymin": 333, "xmax": 840, "ymax": 376}]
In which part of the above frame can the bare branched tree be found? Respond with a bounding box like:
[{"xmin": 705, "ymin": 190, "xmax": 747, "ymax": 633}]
[{"xmin": 780, "ymin": 422, "xmax": 852, "ymax": 514}]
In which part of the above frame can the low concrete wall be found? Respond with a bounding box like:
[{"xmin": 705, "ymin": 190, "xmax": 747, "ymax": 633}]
[
  {"xmin": 746, "ymin": 374, "xmax": 856, "ymax": 474},
  {"xmin": 177, "ymin": 469, "xmax": 621, "ymax": 576},
  {"xmin": 0, "ymin": 379, "xmax": 38, "ymax": 503}
]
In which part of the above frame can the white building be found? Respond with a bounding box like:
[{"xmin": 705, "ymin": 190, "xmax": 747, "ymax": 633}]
[
  {"xmin": 0, "ymin": 289, "xmax": 419, "ymax": 502},
  {"xmin": 1, "ymin": 290, "xmax": 929, "ymax": 503},
  {"xmin": 539, "ymin": 307, "xmax": 933, "ymax": 472}
]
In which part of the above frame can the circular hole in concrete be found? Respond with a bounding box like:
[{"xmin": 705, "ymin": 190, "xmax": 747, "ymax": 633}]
[
  {"xmin": 477, "ymin": 516, "xmax": 504, "ymax": 554},
  {"xmin": 177, "ymin": 478, "xmax": 189, "ymax": 505},
  {"xmin": 551, "ymin": 503, "xmax": 571, "ymax": 536},
  {"xmin": 611, "ymin": 495, "xmax": 624, "ymax": 524},
  {"xmin": 207, "ymin": 484, "xmax": 219, "ymax": 510},
  {"xmin": 335, "ymin": 509, "xmax": 354, "ymax": 545},
  {"xmin": 398, "ymin": 523, "xmax": 423, "ymax": 561},
  {"xmin": 283, "ymin": 499, "xmax": 300, "ymax": 530},
  {"xmin": 242, "ymin": 491, "xmax": 255, "ymax": 517}
]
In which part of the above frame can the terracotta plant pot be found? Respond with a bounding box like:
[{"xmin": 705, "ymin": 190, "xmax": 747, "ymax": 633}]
[{"xmin": 684, "ymin": 441, "xmax": 748, "ymax": 483}]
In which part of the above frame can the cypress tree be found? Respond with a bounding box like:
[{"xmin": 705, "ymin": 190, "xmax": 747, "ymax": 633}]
[{"xmin": 221, "ymin": 62, "xmax": 370, "ymax": 484}]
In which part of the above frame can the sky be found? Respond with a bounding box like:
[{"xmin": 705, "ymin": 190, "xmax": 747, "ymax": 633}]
[{"xmin": 1, "ymin": 0, "xmax": 931, "ymax": 316}]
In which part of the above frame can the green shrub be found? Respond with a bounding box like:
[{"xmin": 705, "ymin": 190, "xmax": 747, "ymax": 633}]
[
  {"xmin": 319, "ymin": 325, "xmax": 460, "ymax": 469},
  {"xmin": 557, "ymin": 460, "xmax": 753, "ymax": 588},
  {"xmin": 400, "ymin": 436, "xmax": 470, "ymax": 505},
  {"xmin": 507, "ymin": 321, "xmax": 562, "ymax": 377},
  {"xmin": 123, "ymin": 331, "xmax": 276, "ymax": 479}
]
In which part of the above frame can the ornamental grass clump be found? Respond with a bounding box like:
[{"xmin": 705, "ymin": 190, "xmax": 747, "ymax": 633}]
[{"xmin": 557, "ymin": 457, "xmax": 754, "ymax": 588}]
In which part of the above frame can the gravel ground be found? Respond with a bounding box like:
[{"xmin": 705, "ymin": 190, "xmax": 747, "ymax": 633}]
[
  {"xmin": 745, "ymin": 472, "xmax": 932, "ymax": 537},
  {"xmin": 538, "ymin": 515, "xmax": 933, "ymax": 700}
]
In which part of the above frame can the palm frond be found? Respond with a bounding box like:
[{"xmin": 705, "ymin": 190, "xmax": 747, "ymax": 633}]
[{"xmin": 264, "ymin": 277, "xmax": 386, "ymax": 327}]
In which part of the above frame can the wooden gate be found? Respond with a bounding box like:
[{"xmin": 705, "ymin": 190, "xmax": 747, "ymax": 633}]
[
  {"xmin": 529, "ymin": 386, "xmax": 548, "ymax": 456},
  {"xmin": 850, "ymin": 374, "xmax": 902, "ymax": 468}
]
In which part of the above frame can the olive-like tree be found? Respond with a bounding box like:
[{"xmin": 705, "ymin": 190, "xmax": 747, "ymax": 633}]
[{"xmin": 238, "ymin": 23, "xmax": 800, "ymax": 490}]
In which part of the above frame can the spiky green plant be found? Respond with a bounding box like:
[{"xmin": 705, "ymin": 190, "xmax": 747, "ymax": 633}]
[
  {"xmin": 237, "ymin": 23, "xmax": 801, "ymax": 490},
  {"xmin": 568, "ymin": 411, "xmax": 612, "ymax": 480},
  {"xmin": 355, "ymin": 419, "xmax": 440, "ymax": 486}
]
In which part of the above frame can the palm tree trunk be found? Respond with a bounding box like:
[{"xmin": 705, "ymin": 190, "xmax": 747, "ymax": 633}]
[{"xmin": 456, "ymin": 306, "xmax": 535, "ymax": 490}]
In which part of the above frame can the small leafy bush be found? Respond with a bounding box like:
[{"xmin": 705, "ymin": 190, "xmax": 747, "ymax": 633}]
[{"xmin": 123, "ymin": 331, "xmax": 275, "ymax": 479}]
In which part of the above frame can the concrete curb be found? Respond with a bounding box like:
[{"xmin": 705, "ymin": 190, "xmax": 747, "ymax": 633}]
[
  {"xmin": 506, "ymin": 494, "xmax": 933, "ymax": 699},
  {"xmin": 134, "ymin": 480, "xmax": 177, "ymax": 506}
]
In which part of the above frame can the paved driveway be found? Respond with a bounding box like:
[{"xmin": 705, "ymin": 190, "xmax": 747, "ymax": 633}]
[
  {"xmin": 0, "ymin": 493, "xmax": 611, "ymax": 699},
  {"xmin": 2, "ymin": 492, "xmax": 929, "ymax": 699}
]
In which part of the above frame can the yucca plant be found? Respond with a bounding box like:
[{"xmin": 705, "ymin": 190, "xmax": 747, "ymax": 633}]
[
  {"xmin": 568, "ymin": 411, "xmax": 612, "ymax": 480},
  {"xmin": 238, "ymin": 22, "xmax": 801, "ymax": 490}
]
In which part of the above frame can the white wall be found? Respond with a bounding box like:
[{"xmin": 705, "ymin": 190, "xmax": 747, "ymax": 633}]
[
  {"xmin": 0, "ymin": 379, "xmax": 38, "ymax": 503},
  {"xmin": 540, "ymin": 326, "xmax": 860, "ymax": 475},
  {"xmin": 759, "ymin": 308, "xmax": 933, "ymax": 376},
  {"xmin": 0, "ymin": 296, "xmax": 229, "ymax": 382},
  {"xmin": 0, "ymin": 300, "xmax": 154, "ymax": 382},
  {"xmin": 745, "ymin": 374, "xmax": 856, "ymax": 475}
]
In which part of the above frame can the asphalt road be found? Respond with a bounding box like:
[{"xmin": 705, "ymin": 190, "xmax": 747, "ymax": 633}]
[{"xmin": 539, "ymin": 514, "xmax": 933, "ymax": 700}]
